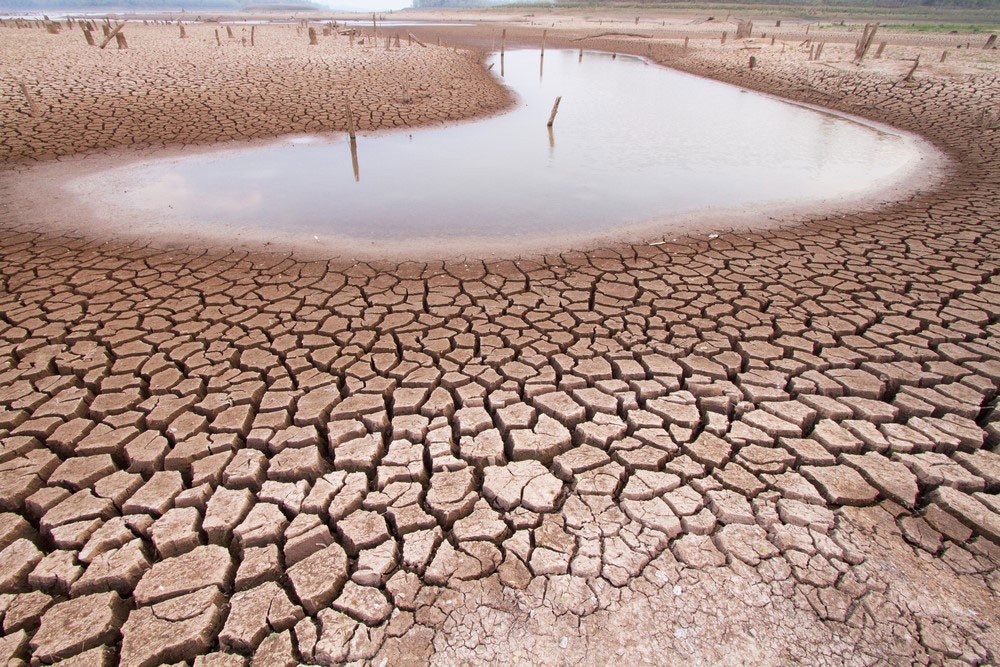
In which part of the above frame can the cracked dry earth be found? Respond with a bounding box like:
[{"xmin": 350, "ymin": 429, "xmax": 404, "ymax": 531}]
[{"xmin": 1, "ymin": 21, "xmax": 1000, "ymax": 667}]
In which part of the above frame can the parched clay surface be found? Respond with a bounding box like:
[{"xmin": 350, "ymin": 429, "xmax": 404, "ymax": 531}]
[{"xmin": 0, "ymin": 14, "xmax": 998, "ymax": 667}]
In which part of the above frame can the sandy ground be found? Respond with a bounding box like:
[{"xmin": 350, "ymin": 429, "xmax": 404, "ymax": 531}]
[{"xmin": 0, "ymin": 9, "xmax": 999, "ymax": 667}]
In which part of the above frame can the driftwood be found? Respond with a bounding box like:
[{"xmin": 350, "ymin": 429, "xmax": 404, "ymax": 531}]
[{"xmin": 570, "ymin": 32, "xmax": 652, "ymax": 41}]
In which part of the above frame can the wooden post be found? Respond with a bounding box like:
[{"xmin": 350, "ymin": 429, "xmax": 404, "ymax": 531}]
[
  {"xmin": 395, "ymin": 33, "xmax": 400, "ymax": 48},
  {"xmin": 815, "ymin": 42, "xmax": 824, "ymax": 59},
  {"xmin": 344, "ymin": 103, "xmax": 356, "ymax": 139},
  {"xmin": 500, "ymin": 28, "xmax": 505, "ymax": 56},
  {"xmin": 215, "ymin": 28, "xmax": 221, "ymax": 46},
  {"xmin": 308, "ymin": 27, "xmax": 317, "ymax": 45},
  {"xmin": 541, "ymin": 29, "xmax": 546, "ymax": 56},
  {"xmin": 98, "ymin": 23, "xmax": 124, "ymax": 49},
  {"xmin": 749, "ymin": 55, "xmax": 756, "ymax": 69},
  {"xmin": 875, "ymin": 41, "xmax": 887, "ymax": 58},
  {"xmin": 770, "ymin": 36, "xmax": 775, "ymax": 46},
  {"xmin": 179, "ymin": 23, "xmax": 186, "ymax": 38},
  {"xmin": 546, "ymin": 96, "xmax": 561, "ymax": 127},
  {"xmin": 854, "ymin": 22, "xmax": 878, "ymax": 63},
  {"xmin": 684, "ymin": 36, "xmax": 689, "ymax": 49},
  {"xmin": 408, "ymin": 32, "xmax": 426, "ymax": 47},
  {"xmin": 721, "ymin": 32, "xmax": 727, "ymax": 44},
  {"xmin": 116, "ymin": 32, "xmax": 127, "ymax": 49},
  {"xmin": 17, "ymin": 79, "xmax": 39, "ymax": 118},
  {"xmin": 902, "ymin": 56, "xmax": 919, "ymax": 82},
  {"xmin": 984, "ymin": 34, "xmax": 997, "ymax": 49},
  {"xmin": 940, "ymin": 50, "xmax": 948, "ymax": 63},
  {"xmin": 372, "ymin": 13, "xmax": 377, "ymax": 45},
  {"xmin": 82, "ymin": 26, "xmax": 95, "ymax": 45},
  {"xmin": 351, "ymin": 32, "xmax": 355, "ymax": 47},
  {"xmin": 251, "ymin": 25, "xmax": 255, "ymax": 46}
]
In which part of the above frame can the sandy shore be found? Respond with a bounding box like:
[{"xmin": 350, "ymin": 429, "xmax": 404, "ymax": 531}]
[{"xmin": 0, "ymin": 10, "xmax": 998, "ymax": 666}]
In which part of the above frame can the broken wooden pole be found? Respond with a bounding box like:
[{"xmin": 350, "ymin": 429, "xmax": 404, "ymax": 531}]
[
  {"xmin": 82, "ymin": 25, "xmax": 95, "ymax": 45},
  {"xmin": 98, "ymin": 23, "xmax": 124, "ymax": 49},
  {"xmin": 902, "ymin": 56, "xmax": 920, "ymax": 82},
  {"xmin": 875, "ymin": 41, "xmax": 887, "ymax": 58},
  {"xmin": 984, "ymin": 34, "xmax": 996, "ymax": 49},
  {"xmin": 408, "ymin": 32, "xmax": 426, "ymax": 47},
  {"xmin": 308, "ymin": 27, "xmax": 317, "ymax": 45},
  {"xmin": 179, "ymin": 23, "xmax": 186, "ymax": 38},
  {"xmin": 226, "ymin": 25, "xmax": 234, "ymax": 38},
  {"xmin": 546, "ymin": 96, "xmax": 561, "ymax": 127},
  {"xmin": 116, "ymin": 32, "xmax": 127, "ymax": 49},
  {"xmin": 500, "ymin": 28, "xmax": 505, "ymax": 56},
  {"xmin": 940, "ymin": 50, "xmax": 948, "ymax": 63},
  {"xmin": 215, "ymin": 28, "xmax": 221, "ymax": 46},
  {"xmin": 350, "ymin": 137, "xmax": 359, "ymax": 182},
  {"xmin": 17, "ymin": 79, "xmax": 39, "ymax": 118},
  {"xmin": 854, "ymin": 22, "xmax": 878, "ymax": 63}
]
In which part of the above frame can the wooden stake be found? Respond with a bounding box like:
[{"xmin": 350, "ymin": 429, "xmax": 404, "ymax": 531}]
[
  {"xmin": 875, "ymin": 41, "xmax": 887, "ymax": 58},
  {"xmin": 546, "ymin": 96, "xmax": 561, "ymax": 127},
  {"xmin": 215, "ymin": 28, "xmax": 221, "ymax": 46},
  {"xmin": 902, "ymin": 56, "xmax": 920, "ymax": 82},
  {"xmin": 251, "ymin": 25, "xmax": 255, "ymax": 46},
  {"xmin": 541, "ymin": 29, "xmax": 546, "ymax": 56},
  {"xmin": 984, "ymin": 34, "xmax": 997, "ymax": 49},
  {"xmin": 940, "ymin": 50, "xmax": 948, "ymax": 63},
  {"xmin": 501, "ymin": 28, "xmax": 505, "ymax": 56},
  {"xmin": 749, "ymin": 55, "xmax": 756, "ymax": 69},
  {"xmin": 226, "ymin": 25, "xmax": 233, "ymax": 38},
  {"xmin": 344, "ymin": 103, "xmax": 356, "ymax": 139},
  {"xmin": 179, "ymin": 23, "xmax": 186, "ymax": 38},
  {"xmin": 82, "ymin": 26, "xmax": 95, "ymax": 46},
  {"xmin": 98, "ymin": 23, "xmax": 124, "ymax": 49},
  {"xmin": 308, "ymin": 27, "xmax": 317, "ymax": 45},
  {"xmin": 116, "ymin": 32, "xmax": 127, "ymax": 49},
  {"xmin": 17, "ymin": 79, "xmax": 39, "ymax": 117}
]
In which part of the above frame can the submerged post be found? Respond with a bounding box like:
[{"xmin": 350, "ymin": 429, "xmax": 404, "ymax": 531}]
[{"xmin": 546, "ymin": 96, "xmax": 561, "ymax": 127}]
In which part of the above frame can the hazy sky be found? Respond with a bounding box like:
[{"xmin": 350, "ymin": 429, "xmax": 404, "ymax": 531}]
[{"xmin": 321, "ymin": 0, "xmax": 414, "ymax": 11}]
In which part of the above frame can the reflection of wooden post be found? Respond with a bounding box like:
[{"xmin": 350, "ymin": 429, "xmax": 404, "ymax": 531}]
[
  {"xmin": 578, "ymin": 47, "xmax": 583, "ymax": 61},
  {"xmin": 546, "ymin": 96, "xmax": 561, "ymax": 127},
  {"xmin": 548, "ymin": 126, "xmax": 554, "ymax": 149},
  {"xmin": 350, "ymin": 138, "xmax": 360, "ymax": 182}
]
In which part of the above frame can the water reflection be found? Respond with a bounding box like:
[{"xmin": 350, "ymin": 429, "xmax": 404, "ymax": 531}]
[
  {"xmin": 66, "ymin": 49, "xmax": 931, "ymax": 246},
  {"xmin": 349, "ymin": 137, "xmax": 360, "ymax": 182}
]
